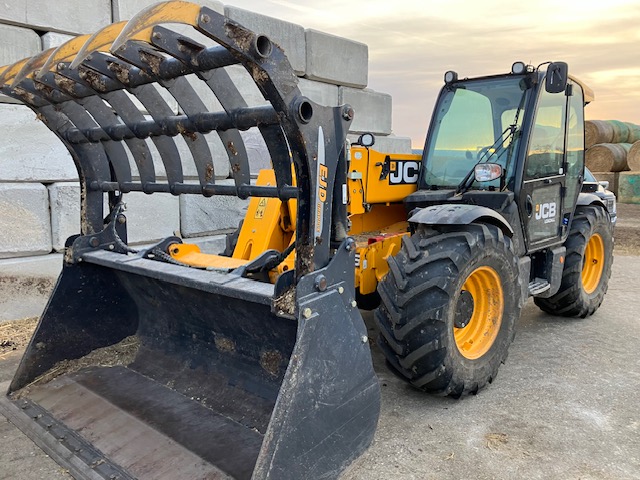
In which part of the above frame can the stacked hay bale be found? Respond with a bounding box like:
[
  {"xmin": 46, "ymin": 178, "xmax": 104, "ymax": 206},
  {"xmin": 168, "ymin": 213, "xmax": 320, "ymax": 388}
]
[{"xmin": 585, "ymin": 120, "xmax": 640, "ymax": 203}]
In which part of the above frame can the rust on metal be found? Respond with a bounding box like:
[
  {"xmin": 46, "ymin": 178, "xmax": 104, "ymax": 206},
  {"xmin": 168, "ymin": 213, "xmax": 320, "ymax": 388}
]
[
  {"xmin": 224, "ymin": 23, "xmax": 253, "ymax": 52},
  {"xmin": 78, "ymin": 68, "xmax": 108, "ymax": 92},
  {"xmin": 205, "ymin": 162, "xmax": 215, "ymax": 182},
  {"xmin": 138, "ymin": 50, "xmax": 164, "ymax": 76},
  {"xmin": 106, "ymin": 61, "xmax": 131, "ymax": 84}
]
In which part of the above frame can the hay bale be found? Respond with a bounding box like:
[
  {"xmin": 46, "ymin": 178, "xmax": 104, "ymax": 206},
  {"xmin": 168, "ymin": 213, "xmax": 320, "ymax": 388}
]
[
  {"xmin": 585, "ymin": 120, "xmax": 614, "ymax": 148},
  {"xmin": 627, "ymin": 141, "xmax": 640, "ymax": 171},
  {"xmin": 585, "ymin": 143, "xmax": 631, "ymax": 172},
  {"xmin": 608, "ymin": 120, "xmax": 630, "ymax": 144},
  {"xmin": 627, "ymin": 124, "xmax": 640, "ymax": 144}
]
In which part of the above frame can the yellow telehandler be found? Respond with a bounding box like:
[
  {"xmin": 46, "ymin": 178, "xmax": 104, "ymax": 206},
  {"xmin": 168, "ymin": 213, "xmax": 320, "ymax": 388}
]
[{"xmin": 0, "ymin": 2, "xmax": 613, "ymax": 479}]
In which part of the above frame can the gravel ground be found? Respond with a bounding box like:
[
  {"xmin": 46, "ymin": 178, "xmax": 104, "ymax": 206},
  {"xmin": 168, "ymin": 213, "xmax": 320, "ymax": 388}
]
[{"xmin": 0, "ymin": 206, "xmax": 638, "ymax": 479}]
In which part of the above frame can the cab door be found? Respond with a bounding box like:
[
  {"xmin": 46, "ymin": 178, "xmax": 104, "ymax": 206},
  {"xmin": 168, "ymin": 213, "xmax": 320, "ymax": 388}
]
[{"xmin": 520, "ymin": 83, "xmax": 568, "ymax": 250}]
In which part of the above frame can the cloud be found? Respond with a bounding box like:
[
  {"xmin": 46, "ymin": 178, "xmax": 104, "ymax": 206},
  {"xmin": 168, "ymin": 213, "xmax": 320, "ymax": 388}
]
[{"xmin": 229, "ymin": 0, "xmax": 640, "ymax": 143}]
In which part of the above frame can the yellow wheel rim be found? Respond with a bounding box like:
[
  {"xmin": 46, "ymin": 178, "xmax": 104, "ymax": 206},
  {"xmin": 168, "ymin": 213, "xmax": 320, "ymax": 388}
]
[
  {"xmin": 582, "ymin": 233, "xmax": 605, "ymax": 295},
  {"xmin": 454, "ymin": 266, "xmax": 503, "ymax": 360}
]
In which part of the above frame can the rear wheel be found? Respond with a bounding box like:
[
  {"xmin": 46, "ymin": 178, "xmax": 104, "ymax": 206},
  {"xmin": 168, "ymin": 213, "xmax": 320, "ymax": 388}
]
[
  {"xmin": 534, "ymin": 205, "xmax": 613, "ymax": 317},
  {"xmin": 375, "ymin": 223, "xmax": 522, "ymax": 397}
]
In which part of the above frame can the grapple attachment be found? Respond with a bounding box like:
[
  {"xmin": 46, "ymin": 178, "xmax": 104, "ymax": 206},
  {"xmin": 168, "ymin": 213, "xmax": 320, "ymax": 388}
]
[{"xmin": 0, "ymin": 3, "xmax": 380, "ymax": 479}]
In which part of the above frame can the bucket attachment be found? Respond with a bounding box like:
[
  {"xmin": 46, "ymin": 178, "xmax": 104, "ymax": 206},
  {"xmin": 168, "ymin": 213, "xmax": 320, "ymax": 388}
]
[{"xmin": 0, "ymin": 3, "xmax": 380, "ymax": 479}]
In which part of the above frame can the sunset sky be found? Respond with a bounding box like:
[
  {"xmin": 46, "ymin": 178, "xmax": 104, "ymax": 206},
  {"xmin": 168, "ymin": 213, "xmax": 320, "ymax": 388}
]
[{"xmin": 230, "ymin": 0, "xmax": 640, "ymax": 146}]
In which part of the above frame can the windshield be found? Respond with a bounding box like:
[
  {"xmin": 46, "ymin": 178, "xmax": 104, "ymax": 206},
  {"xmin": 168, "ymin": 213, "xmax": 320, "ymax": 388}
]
[{"xmin": 422, "ymin": 76, "xmax": 531, "ymax": 189}]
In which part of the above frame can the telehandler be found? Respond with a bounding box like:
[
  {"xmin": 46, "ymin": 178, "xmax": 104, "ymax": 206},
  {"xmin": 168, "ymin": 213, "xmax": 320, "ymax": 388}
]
[{"xmin": 0, "ymin": 1, "xmax": 613, "ymax": 479}]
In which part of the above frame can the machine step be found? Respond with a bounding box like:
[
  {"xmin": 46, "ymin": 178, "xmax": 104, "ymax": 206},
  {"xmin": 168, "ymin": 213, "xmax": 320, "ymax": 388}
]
[{"xmin": 529, "ymin": 278, "xmax": 551, "ymax": 295}]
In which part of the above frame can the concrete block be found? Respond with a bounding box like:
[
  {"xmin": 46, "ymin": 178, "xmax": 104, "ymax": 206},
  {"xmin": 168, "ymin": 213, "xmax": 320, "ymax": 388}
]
[
  {"xmin": 0, "ymin": 183, "xmax": 52, "ymax": 258},
  {"xmin": 121, "ymin": 191, "xmax": 180, "ymax": 244},
  {"xmin": 617, "ymin": 172, "xmax": 640, "ymax": 204},
  {"xmin": 339, "ymin": 87, "xmax": 392, "ymax": 135},
  {"xmin": 178, "ymin": 66, "xmax": 267, "ymax": 114},
  {"xmin": 113, "ymin": 0, "xmax": 223, "ymax": 21},
  {"xmin": 0, "ymin": 0, "xmax": 27, "ymax": 28},
  {"xmin": 226, "ymin": 65, "xmax": 269, "ymax": 106},
  {"xmin": 225, "ymin": 5, "xmax": 306, "ymax": 75},
  {"xmin": 305, "ymin": 29, "xmax": 367, "ymax": 88},
  {"xmin": 174, "ymin": 132, "xmax": 231, "ymax": 181},
  {"xmin": 48, "ymin": 182, "xmax": 81, "ymax": 252},
  {"xmin": 241, "ymin": 128, "xmax": 271, "ymax": 176},
  {"xmin": 6, "ymin": 0, "xmax": 111, "ymax": 35},
  {"xmin": 191, "ymin": 234, "xmax": 227, "ymax": 254},
  {"xmin": 0, "ymin": 104, "xmax": 77, "ymax": 182},
  {"xmin": 129, "ymin": 84, "xmax": 179, "ymax": 115},
  {"xmin": 298, "ymin": 78, "xmax": 339, "ymax": 107},
  {"xmin": 24, "ymin": 0, "xmax": 111, "ymax": 34},
  {"xmin": 0, "ymin": 94, "xmax": 22, "ymax": 105},
  {"xmin": 180, "ymin": 180, "xmax": 249, "ymax": 237},
  {"xmin": 0, "ymin": 24, "xmax": 41, "ymax": 66},
  {"xmin": 41, "ymin": 32, "xmax": 74, "ymax": 50},
  {"xmin": 348, "ymin": 134, "xmax": 414, "ymax": 155}
]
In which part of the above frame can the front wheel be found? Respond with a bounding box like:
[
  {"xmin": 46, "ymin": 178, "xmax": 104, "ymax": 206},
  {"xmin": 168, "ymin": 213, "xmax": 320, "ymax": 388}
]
[
  {"xmin": 534, "ymin": 205, "xmax": 613, "ymax": 317},
  {"xmin": 375, "ymin": 223, "xmax": 522, "ymax": 397}
]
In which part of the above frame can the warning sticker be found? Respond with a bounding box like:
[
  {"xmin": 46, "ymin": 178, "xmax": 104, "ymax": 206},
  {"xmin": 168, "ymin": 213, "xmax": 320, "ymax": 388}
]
[{"xmin": 255, "ymin": 198, "xmax": 268, "ymax": 219}]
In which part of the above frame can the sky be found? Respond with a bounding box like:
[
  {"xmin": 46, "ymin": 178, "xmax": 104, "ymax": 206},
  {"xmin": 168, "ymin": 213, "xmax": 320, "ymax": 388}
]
[{"xmin": 228, "ymin": 0, "xmax": 640, "ymax": 147}]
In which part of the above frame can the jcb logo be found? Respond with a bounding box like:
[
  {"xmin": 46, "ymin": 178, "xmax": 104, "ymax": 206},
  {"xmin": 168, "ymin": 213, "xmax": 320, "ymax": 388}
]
[
  {"xmin": 389, "ymin": 161, "xmax": 420, "ymax": 185},
  {"xmin": 535, "ymin": 202, "xmax": 556, "ymax": 224}
]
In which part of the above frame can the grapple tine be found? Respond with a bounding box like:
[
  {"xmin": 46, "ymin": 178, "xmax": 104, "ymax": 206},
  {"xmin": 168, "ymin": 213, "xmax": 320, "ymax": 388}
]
[
  {"xmin": 68, "ymin": 22, "xmax": 155, "ymax": 70},
  {"xmin": 110, "ymin": 1, "xmax": 203, "ymax": 54},
  {"xmin": 37, "ymin": 34, "xmax": 92, "ymax": 79},
  {"xmin": 9, "ymin": 48, "xmax": 56, "ymax": 87},
  {"xmin": 0, "ymin": 58, "xmax": 31, "ymax": 87}
]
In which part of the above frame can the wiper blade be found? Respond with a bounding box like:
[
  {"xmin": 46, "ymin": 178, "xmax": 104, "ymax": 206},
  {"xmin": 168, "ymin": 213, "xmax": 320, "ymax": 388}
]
[{"xmin": 455, "ymin": 125, "xmax": 516, "ymax": 194}]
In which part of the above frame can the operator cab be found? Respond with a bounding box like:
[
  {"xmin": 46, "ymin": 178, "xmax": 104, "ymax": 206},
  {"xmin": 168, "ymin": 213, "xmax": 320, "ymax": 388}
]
[{"xmin": 406, "ymin": 61, "xmax": 590, "ymax": 256}]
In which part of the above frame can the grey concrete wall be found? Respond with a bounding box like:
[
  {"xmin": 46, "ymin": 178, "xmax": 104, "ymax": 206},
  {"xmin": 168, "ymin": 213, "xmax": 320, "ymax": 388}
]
[{"xmin": 0, "ymin": 1, "xmax": 410, "ymax": 260}]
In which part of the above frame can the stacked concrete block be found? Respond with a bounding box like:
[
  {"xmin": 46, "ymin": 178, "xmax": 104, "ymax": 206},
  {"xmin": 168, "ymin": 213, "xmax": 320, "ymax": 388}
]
[
  {"xmin": 225, "ymin": 6, "xmax": 306, "ymax": 75},
  {"xmin": 41, "ymin": 32, "xmax": 75, "ymax": 50},
  {"xmin": 48, "ymin": 183, "xmax": 81, "ymax": 252},
  {"xmin": 298, "ymin": 78, "xmax": 339, "ymax": 107},
  {"xmin": 0, "ymin": 104, "xmax": 77, "ymax": 182},
  {"xmin": 340, "ymin": 88, "xmax": 393, "ymax": 135},
  {"xmin": 0, "ymin": 184, "xmax": 52, "ymax": 258},
  {"xmin": 0, "ymin": 24, "xmax": 40, "ymax": 65},
  {"xmin": 122, "ymin": 192, "xmax": 181, "ymax": 244},
  {"xmin": 113, "ymin": 0, "xmax": 223, "ymax": 21},
  {"xmin": 0, "ymin": 1, "xmax": 410, "ymax": 259},
  {"xmin": 348, "ymin": 134, "xmax": 414, "ymax": 155},
  {"xmin": 0, "ymin": 0, "xmax": 111, "ymax": 34},
  {"xmin": 304, "ymin": 29, "xmax": 368, "ymax": 88},
  {"xmin": 180, "ymin": 180, "xmax": 249, "ymax": 238},
  {"xmin": 0, "ymin": 24, "xmax": 41, "ymax": 104}
]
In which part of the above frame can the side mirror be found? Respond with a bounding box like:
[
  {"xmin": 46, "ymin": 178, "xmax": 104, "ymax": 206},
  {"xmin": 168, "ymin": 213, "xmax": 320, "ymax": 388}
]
[
  {"xmin": 474, "ymin": 163, "xmax": 503, "ymax": 182},
  {"xmin": 599, "ymin": 180, "xmax": 610, "ymax": 190},
  {"xmin": 545, "ymin": 62, "xmax": 568, "ymax": 94}
]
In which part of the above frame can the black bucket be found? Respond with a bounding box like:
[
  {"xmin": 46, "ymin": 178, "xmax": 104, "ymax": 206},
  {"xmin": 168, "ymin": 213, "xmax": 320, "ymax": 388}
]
[{"xmin": 2, "ymin": 244, "xmax": 380, "ymax": 480}]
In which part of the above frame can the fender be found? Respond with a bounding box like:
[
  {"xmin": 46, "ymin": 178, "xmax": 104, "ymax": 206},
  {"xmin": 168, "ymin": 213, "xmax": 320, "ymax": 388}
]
[
  {"xmin": 408, "ymin": 203, "xmax": 514, "ymax": 236},
  {"xmin": 576, "ymin": 192, "xmax": 606, "ymax": 209}
]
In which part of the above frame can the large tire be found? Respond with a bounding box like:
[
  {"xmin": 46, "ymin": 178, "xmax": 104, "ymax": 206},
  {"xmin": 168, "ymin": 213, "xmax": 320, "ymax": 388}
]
[
  {"xmin": 376, "ymin": 223, "xmax": 522, "ymax": 398},
  {"xmin": 534, "ymin": 205, "xmax": 613, "ymax": 317}
]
